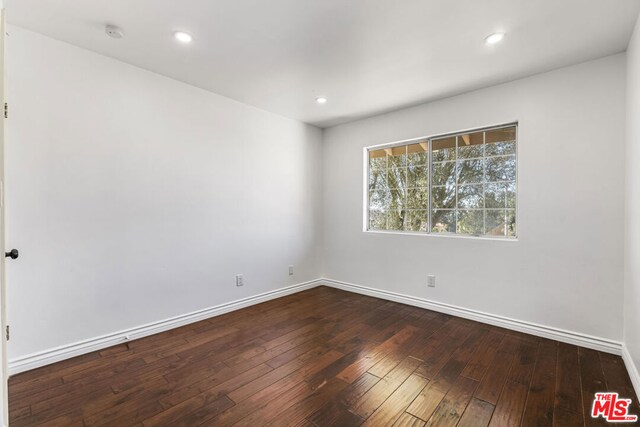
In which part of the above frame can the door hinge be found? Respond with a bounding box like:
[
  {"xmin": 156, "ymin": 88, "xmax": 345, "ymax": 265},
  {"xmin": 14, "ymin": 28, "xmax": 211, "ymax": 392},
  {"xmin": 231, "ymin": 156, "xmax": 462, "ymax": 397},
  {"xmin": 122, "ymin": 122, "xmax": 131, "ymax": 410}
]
[
  {"xmin": 4, "ymin": 102, "xmax": 7, "ymax": 119},
  {"xmin": 5, "ymin": 325, "xmax": 9, "ymax": 341}
]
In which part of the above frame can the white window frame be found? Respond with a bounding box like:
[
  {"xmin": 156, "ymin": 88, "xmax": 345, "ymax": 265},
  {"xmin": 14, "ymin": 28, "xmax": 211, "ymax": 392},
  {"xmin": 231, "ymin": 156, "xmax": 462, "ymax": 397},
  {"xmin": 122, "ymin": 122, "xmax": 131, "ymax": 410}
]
[{"xmin": 363, "ymin": 122, "xmax": 519, "ymax": 241}]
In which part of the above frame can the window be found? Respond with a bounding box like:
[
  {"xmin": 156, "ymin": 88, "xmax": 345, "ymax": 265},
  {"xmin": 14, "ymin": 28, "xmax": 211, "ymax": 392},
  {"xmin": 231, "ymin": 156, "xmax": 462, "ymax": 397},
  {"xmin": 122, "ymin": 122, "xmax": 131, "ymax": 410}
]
[{"xmin": 366, "ymin": 124, "xmax": 517, "ymax": 238}]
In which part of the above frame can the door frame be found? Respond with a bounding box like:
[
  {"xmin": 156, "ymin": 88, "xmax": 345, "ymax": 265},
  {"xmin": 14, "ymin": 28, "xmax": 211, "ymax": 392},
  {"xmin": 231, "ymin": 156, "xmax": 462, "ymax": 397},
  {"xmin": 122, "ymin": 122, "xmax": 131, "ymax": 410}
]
[{"xmin": 0, "ymin": 1, "xmax": 9, "ymax": 425}]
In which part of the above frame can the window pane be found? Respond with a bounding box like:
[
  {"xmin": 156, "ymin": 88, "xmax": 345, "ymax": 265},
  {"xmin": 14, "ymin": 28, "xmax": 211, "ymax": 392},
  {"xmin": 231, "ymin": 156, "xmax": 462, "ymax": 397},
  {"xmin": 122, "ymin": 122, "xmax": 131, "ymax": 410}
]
[
  {"xmin": 486, "ymin": 140, "xmax": 515, "ymax": 156},
  {"xmin": 407, "ymin": 142, "xmax": 428, "ymax": 166},
  {"xmin": 432, "ymin": 136, "xmax": 456, "ymax": 162},
  {"xmin": 407, "ymin": 165, "xmax": 428, "ymax": 188},
  {"xmin": 369, "ymin": 149, "xmax": 387, "ymax": 170},
  {"xmin": 458, "ymin": 184, "xmax": 483, "ymax": 209},
  {"xmin": 484, "ymin": 182, "xmax": 506, "ymax": 208},
  {"xmin": 485, "ymin": 209, "xmax": 507, "ymax": 236},
  {"xmin": 432, "ymin": 210, "xmax": 456, "ymax": 233},
  {"xmin": 484, "ymin": 182, "xmax": 516, "ymax": 209},
  {"xmin": 432, "ymin": 185, "xmax": 455, "ymax": 209},
  {"xmin": 369, "ymin": 168, "xmax": 387, "ymax": 191},
  {"xmin": 506, "ymin": 182, "xmax": 516, "ymax": 208},
  {"xmin": 389, "ymin": 187, "xmax": 406, "ymax": 209},
  {"xmin": 507, "ymin": 209, "xmax": 516, "ymax": 236},
  {"xmin": 369, "ymin": 210, "xmax": 387, "ymax": 230},
  {"xmin": 387, "ymin": 206, "xmax": 406, "ymax": 231},
  {"xmin": 457, "ymin": 210, "xmax": 484, "ymax": 235},
  {"xmin": 388, "ymin": 146, "xmax": 407, "ymax": 168},
  {"xmin": 485, "ymin": 126, "xmax": 516, "ymax": 156},
  {"xmin": 433, "ymin": 161, "xmax": 456, "ymax": 186},
  {"xmin": 486, "ymin": 126, "xmax": 516, "ymax": 142},
  {"xmin": 387, "ymin": 167, "xmax": 407, "ymax": 189},
  {"xmin": 457, "ymin": 159, "xmax": 484, "ymax": 184},
  {"xmin": 457, "ymin": 132, "xmax": 484, "ymax": 159},
  {"xmin": 405, "ymin": 210, "xmax": 428, "ymax": 232},
  {"xmin": 486, "ymin": 155, "xmax": 515, "ymax": 182},
  {"xmin": 369, "ymin": 188, "xmax": 390, "ymax": 210},
  {"xmin": 407, "ymin": 187, "xmax": 428, "ymax": 209}
]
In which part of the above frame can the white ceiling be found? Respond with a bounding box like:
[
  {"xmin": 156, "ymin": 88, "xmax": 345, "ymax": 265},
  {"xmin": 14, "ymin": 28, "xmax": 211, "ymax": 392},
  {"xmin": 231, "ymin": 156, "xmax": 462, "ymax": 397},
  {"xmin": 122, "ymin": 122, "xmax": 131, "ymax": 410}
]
[{"xmin": 7, "ymin": 0, "xmax": 640, "ymax": 128}]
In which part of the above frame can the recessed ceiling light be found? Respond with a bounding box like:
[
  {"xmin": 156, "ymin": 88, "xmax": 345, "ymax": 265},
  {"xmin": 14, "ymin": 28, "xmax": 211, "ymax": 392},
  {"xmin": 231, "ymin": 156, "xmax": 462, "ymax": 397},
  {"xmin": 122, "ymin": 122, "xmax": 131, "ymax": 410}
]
[
  {"xmin": 485, "ymin": 32, "xmax": 505, "ymax": 45},
  {"xmin": 105, "ymin": 25, "xmax": 124, "ymax": 39},
  {"xmin": 315, "ymin": 97, "xmax": 328, "ymax": 104},
  {"xmin": 174, "ymin": 31, "xmax": 193, "ymax": 43}
]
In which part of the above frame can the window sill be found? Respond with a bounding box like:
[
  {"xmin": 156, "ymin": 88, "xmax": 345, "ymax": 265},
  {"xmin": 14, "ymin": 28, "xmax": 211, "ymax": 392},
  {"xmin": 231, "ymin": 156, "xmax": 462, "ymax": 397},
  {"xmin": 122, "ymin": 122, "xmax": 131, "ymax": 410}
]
[{"xmin": 363, "ymin": 229, "xmax": 519, "ymax": 242}]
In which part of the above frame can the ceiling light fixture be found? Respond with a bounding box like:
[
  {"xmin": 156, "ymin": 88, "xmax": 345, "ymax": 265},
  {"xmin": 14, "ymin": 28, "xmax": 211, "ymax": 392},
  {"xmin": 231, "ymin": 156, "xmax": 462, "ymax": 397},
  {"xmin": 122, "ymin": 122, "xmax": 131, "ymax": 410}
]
[
  {"xmin": 174, "ymin": 31, "xmax": 193, "ymax": 43},
  {"xmin": 315, "ymin": 97, "xmax": 328, "ymax": 104},
  {"xmin": 105, "ymin": 25, "xmax": 124, "ymax": 39},
  {"xmin": 485, "ymin": 32, "xmax": 505, "ymax": 45}
]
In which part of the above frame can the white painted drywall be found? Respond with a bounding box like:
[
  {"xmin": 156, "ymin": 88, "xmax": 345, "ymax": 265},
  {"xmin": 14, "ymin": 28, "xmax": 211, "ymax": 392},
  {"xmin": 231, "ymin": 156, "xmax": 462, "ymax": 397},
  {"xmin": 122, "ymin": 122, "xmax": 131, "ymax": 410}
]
[
  {"xmin": 624, "ymin": 12, "xmax": 640, "ymax": 388},
  {"xmin": 322, "ymin": 54, "xmax": 626, "ymax": 342},
  {"xmin": 4, "ymin": 26, "xmax": 323, "ymax": 359}
]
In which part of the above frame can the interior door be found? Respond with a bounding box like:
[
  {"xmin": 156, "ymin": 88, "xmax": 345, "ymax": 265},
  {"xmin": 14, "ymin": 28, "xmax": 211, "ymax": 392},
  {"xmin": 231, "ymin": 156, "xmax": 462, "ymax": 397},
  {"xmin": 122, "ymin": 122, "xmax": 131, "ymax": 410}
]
[{"xmin": 0, "ymin": 3, "xmax": 8, "ymax": 426}]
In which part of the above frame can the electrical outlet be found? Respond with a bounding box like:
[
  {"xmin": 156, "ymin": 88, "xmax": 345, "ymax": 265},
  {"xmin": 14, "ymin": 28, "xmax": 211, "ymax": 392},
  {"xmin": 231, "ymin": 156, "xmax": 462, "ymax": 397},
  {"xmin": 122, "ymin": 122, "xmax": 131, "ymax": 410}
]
[
  {"xmin": 427, "ymin": 275, "xmax": 436, "ymax": 287},
  {"xmin": 236, "ymin": 274, "xmax": 244, "ymax": 287},
  {"xmin": 288, "ymin": 265, "xmax": 294, "ymax": 276}
]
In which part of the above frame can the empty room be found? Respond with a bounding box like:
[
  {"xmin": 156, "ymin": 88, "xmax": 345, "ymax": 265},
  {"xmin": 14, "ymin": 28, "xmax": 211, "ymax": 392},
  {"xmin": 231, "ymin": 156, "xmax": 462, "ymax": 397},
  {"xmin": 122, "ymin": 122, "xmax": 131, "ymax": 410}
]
[{"xmin": 0, "ymin": 0, "xmax": 639, "ymax": 426}]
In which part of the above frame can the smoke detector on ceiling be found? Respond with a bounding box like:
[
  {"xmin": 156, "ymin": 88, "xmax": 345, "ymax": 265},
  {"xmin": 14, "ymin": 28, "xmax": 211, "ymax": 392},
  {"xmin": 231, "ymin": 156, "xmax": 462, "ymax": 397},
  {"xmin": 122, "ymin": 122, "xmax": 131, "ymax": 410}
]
[{"xmin": 105, "ymin": 25, "xmax": 124, "ymax": 39}]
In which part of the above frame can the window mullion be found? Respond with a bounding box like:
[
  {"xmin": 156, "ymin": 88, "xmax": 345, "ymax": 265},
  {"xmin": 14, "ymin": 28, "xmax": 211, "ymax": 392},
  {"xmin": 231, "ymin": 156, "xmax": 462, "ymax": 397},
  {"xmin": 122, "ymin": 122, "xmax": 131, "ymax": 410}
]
[
  {"xmin": 428, "ymin": 138, "xmax": 433, "ymax": 234},
  {"xmin": 483, "ymin": 130, "xmax": 486, "ymax": 235},
  {"xmin": 385, "ymin": 152, "xmax": 389, "ymax": 230},
  {"xmin": 455, "ymin": 136, "xmax": 459, "ymax": 234}
]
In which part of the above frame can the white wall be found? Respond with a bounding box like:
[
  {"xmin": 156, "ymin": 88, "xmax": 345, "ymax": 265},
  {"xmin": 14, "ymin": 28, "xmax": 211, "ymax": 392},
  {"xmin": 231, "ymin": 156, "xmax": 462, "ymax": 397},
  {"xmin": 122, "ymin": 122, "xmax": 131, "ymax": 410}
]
[
  {"xmin": 624, "ymin": 12, "xmax": 640, "ymax": 391},
  {"xmin": 323, "ymin": 54, "xmax": 627, "ymax": 342},
  {"xmin": 5, "ymin": 26, "xmax": 323, "ymax": 360}
]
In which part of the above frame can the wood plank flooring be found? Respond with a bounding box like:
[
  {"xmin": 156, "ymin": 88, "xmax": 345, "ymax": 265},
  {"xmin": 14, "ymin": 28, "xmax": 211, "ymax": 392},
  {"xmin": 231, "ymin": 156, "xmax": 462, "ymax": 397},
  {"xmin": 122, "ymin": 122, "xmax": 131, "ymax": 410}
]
[{"xmin": 8, "ymin": 286, "xmax": 639, "ymax": 426}]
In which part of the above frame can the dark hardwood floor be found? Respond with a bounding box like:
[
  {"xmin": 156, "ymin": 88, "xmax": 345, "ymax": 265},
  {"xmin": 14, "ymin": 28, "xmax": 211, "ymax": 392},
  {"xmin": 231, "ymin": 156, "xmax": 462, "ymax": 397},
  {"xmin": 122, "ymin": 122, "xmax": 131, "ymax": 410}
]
[{"xmin": 8, "ymin": 286, "xmax": 639, "ymax": 426}]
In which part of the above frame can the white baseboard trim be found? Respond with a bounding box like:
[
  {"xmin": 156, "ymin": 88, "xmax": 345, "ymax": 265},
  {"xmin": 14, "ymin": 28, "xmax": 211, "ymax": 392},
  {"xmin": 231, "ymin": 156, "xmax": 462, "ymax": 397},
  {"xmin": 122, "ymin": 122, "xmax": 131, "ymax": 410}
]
[
  {"xmin": 622, "ymin": 345, "xmax": 640, "ymax": 399},
  {"xmin": 321, "ymin": 278, "xmax": 623, "ymax": 356},
  {"xmin": 8, "ymin": 277, "xmax": 629, "ymax": 378},
  {"xmin": 8, "ymin": 279, "xmax": 322, "ymax": 375}
]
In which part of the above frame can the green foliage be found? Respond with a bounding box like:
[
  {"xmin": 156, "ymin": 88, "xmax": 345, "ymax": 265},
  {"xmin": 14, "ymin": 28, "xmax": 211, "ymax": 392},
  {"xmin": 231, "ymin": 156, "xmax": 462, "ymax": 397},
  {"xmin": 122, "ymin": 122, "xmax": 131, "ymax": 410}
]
[{"xmin": 368, "ymin": 129, "xmax": 517, "ymax": 237}]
